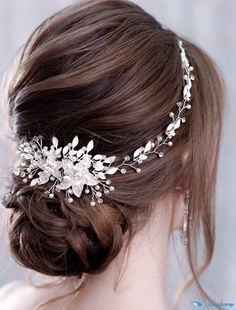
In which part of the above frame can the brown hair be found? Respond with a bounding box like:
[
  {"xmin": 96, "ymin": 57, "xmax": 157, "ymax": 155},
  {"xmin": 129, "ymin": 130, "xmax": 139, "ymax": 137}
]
[{"xmin": 3, "ymin": 0, "xmax": 224, "ymax": 308}]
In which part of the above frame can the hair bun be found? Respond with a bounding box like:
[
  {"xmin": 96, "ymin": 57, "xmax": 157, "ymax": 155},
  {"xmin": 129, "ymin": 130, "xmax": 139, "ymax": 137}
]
[{"xmin": 6, "ymin": 184, "xmax": 128, "ymax": 276}]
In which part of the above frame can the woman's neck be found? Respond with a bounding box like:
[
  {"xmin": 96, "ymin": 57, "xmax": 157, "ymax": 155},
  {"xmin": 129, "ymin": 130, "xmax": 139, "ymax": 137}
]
[{"xmin": 75, "ymin": 200, "xmax": 172, "ymax": 310}]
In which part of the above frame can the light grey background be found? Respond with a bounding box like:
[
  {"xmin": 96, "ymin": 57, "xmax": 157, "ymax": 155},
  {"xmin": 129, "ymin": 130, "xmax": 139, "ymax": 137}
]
[{"xmin": 0, "ymin": 0, "xmax": 235, "ymax": 309}]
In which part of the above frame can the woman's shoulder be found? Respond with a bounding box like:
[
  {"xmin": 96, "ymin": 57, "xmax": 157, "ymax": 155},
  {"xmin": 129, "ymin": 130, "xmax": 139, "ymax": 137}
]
[{"xmin": 0, "ymin": 280, "xmax": 46, "ymax": 310}]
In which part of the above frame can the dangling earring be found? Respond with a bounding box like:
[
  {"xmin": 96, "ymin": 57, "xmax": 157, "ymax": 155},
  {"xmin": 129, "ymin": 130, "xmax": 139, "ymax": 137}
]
[{"xmin": 180, "ymin": 189, "xmax": 190, "ymax": 246}]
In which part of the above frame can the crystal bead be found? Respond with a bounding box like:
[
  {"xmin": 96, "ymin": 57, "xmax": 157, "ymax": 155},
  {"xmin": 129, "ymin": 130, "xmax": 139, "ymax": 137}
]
[
  {"xmin": 90, "ymin": 201, "xmax": 96, "ymax": 207},
  {"xmin": 49, "ymin": 193, "xmax": 54, "ymax": 198},
  {"xmin": 125, "ymin": 156, "xmax": 130, "ymax": 161},
  {"xmin": 20, "ymin": 172, "xmax": 26, "ymax": 177},
  {"xmin": 182, "ymin": 117, "xmax": 186, "ymax": 123},
  {"xmin": 23, "ymin": 178, "xmax": 28, "ymax": 183},
  {"xmin": 159, "ymin": 152, "xmax": 164, "ymax": 158},
  {"xmin": 98, "ymin": 198, "xmax": 103, "ymax": 203},
  {"xmin": 136, "ymin": 168, "xmax": 141, "ymax": 173},
  {"xmin": 151, "ymin": 142, "xmax": 155, "ymax": 147},
  {"xmin": 85, "ymin": 188, "xmax": 90, "ymax": 194},
  {"xmin": 109, "ymin": 186, "xmax": 114, "ymax": 191},
  {"xmin": 157, "ymin": 136, "xmax": 162, "ymax": 142},
  {"xmin": 50, "ymin": 176, "xmax": 55, "ymax": 181},
  {"xmin": 27, "ymin": 168, "xmax": 31, "ymax": 173},
  {"xmin": 168, "ymin": 141, "xmax": 173, "ymax": 147},
  {"xmin": 28, "ymin": 174, "xmax": 33, "ymax": 179},
  {"xmin": 176, "ymin": 102, "xmax": 182, "ymax": 107},
  {"xmin": 96, "ymin": 192, "xmax": 102, "ymax": 198},
  {"xmin": 67, "ymin": 197, "xmax": 74, "ymax": 203},
  {"xmin": 169, "ymin": 112, "xmax": 174, "ymax": 117},
  {"xmin": 95, "ymin": 185, "xmax": 100, "ymax": 190},
  {"xmin": 106, "ymin": 180, "xmax": 111, "ymax": 185},
  {"xmin": 121, "ymin": 168, "xmax": 127, "ymax": 174},
  {"xmin": 186, "ymin": 104, "xmax": 191, "ymax": 109},
  {"xmin": 104, "ymin": 189, "xmax": 110, "ymax": 194}
]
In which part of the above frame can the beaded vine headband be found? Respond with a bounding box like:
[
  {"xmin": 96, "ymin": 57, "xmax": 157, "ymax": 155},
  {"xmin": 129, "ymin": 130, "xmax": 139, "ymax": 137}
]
[{"xmin": 9, "ymin": 40, "xmax": 194, "ymax": 207}]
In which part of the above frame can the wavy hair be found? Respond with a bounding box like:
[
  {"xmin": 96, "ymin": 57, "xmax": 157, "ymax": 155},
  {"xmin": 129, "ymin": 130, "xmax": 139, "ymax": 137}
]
[{"xmin": 3, "ymin": 0, "xmax": 224, "ymax": 308}]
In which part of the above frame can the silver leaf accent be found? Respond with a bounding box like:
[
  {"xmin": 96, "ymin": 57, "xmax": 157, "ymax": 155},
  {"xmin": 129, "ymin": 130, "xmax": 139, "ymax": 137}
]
[
  {"xmin": 72, "ymin": 184, "xmax": 84, "ymax": 197},
  {"xmin": 72, "ymin": 136, "xmax": 79, "ymax": 148},
  {"xmin": 106, "ymin": 167, "xmax": 118, "ymax": 174},
  {"xmin": 52, "ymin": 137, "xmax": 58, "ymax": 148},
  {"xmin": 133, "ymin": 148, "xmax": 141, "ymax": 158},
  {"xmin": 104, "ymin": 156, "xmax": 116, "ymax": 163},
  {"xmin": 30, "ymin": 178, "xmax": 39, "ymax": 186},
  {"xmin": 76, "ymin": 149, "xmax": 84, "ymax": 158},
  {"xmin": 144, "ymin": 141, "xmax": 152, "ymax": 153},
  {"xmin": 63, "ymin": 146, "xmax": 69, "ymax": 155},
  {"xmin": 93, "ymin": 154, "xmax": 103, "ymax": 160},
  {"xmin": 87, "ymin": 140, "xmax": 94, "ymax": 153}
]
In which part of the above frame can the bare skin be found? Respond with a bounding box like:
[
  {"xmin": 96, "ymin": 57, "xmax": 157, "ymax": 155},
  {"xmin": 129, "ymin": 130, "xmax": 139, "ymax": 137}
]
[{"xmin": 0, "ymin": 194, "xmax": 184, "ymax": 310}]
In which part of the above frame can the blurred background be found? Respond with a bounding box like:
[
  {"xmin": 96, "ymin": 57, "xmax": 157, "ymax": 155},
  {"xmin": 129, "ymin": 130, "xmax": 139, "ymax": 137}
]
[{"xmin": 0, "ymin": 0, "xmax": 235, "ymax": 309}]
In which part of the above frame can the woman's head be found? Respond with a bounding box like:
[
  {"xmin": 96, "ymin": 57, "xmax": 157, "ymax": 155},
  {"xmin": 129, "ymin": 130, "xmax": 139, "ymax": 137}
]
[{"xmin": 4, "ymin": 0, "xmax": 223, "ymax": 297}]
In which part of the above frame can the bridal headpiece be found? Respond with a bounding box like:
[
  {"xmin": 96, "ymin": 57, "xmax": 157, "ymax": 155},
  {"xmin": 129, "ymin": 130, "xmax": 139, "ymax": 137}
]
[{"xmin": 10, "ymin": 40, "xmax": 194, "ymax": 207}]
